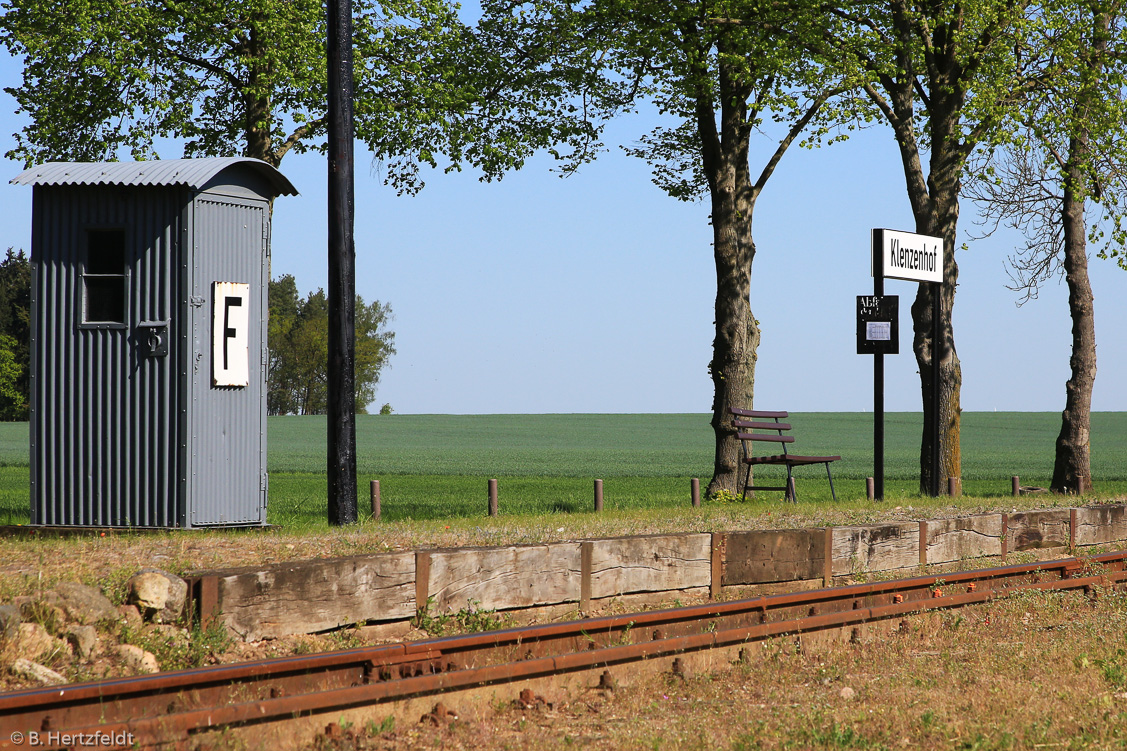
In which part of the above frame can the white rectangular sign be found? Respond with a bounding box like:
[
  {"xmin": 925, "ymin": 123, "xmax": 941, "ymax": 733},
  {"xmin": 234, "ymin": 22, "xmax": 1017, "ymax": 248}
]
[
  {"xmin": 866, "ymin": 321, "xmax": 891, "ymax": 341},
  {"xmin": 212, "ymin": 282, "xmax": 250, "ymax": 387},
  {"xmin": 874, "ymin": 229, "xmax": 944, "ymax": 284}
]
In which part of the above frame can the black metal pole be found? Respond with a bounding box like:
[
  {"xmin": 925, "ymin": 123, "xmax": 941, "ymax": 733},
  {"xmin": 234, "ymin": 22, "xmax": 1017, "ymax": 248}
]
[
  {"xmin": 327, "ymin": 0, "xmax": 357, "ymax": 525},
  {"xmin": 873, "ymin": 231, "xmax": 885, "ymax": 502},
  {"xmin": 930, "ymin": 282, "xmax": 942, "ymax": 498}
]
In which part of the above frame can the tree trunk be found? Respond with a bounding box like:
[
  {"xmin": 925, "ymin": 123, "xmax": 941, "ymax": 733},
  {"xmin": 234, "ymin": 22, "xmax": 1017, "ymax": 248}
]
[
  {"xmin": 702, "ymin": 54, "xmax": 757, "ymax": 497},
  {"xmin": 1051, "ymin": 134, "xmax": 1096, "ymax": 494},
  {"xmin": 707, "ymin": 201, "xmax": 759, "ymax": 496},
  {"xmin": 243, "ymin": 23, "xmax": 275, "ymax": 165},
  {"xmin": 910, "ymin": 169, "xmax": 963, "ymax": 495}
]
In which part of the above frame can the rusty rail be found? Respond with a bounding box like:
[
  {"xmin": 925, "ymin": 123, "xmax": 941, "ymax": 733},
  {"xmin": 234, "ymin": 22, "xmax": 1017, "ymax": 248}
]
[{"xmin": 2, "ymin": 551, "xmax": 1125, "ymax": 749}]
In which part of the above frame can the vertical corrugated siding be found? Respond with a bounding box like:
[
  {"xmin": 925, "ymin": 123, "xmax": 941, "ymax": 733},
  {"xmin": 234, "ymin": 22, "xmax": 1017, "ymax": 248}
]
[
  {"xmin": 187, "ymin": 193, "xmax": 267, "ymax": 526},
  {"xmin": 30, "ymin": 185, "xmax": 184, "ymax": 526}
]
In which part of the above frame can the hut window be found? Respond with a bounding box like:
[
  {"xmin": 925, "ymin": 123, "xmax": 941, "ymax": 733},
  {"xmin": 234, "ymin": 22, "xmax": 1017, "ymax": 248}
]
[{"xmin": 83, "ymin": 229, "xmax": 126, "ymax": 323}]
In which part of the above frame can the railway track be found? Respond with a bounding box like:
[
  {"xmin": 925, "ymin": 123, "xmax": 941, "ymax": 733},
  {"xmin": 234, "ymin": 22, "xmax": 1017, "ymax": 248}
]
[{"xmin": 2, "ymin": 550, "xmax": 1125, "ymax": 750}]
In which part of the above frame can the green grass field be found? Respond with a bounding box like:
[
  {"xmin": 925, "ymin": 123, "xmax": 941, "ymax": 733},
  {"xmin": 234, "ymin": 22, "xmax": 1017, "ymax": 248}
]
[{"xmin": 1, "ymin": 412, "xmax": 1125, "ymax": 527}]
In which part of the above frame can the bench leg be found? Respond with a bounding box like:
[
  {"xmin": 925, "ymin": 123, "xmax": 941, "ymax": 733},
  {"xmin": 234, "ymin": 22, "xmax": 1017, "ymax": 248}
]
[
  {"xmin": 826, "ymin": 463, "xmax": 837, "ymax": 502},
  {"xmin": 741, "ymin": 464, "xmax": 751, "ymax": 501}
]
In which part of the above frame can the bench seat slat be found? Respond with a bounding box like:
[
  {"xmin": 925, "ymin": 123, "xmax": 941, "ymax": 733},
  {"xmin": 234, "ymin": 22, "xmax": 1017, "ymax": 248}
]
[
  {"xmin": 730, "ymin": 408, "xmax": 788, "ymax": 419},
  {"xmin": 736, "ymin": 433, "xmax": 796, "ymax": 443},
  {"xmin": 733, "ymin": 420, "xmax": 793, "ymax": 432}
]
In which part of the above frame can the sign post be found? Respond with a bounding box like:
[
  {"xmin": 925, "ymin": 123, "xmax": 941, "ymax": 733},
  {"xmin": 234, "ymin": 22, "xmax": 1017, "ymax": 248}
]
[{"xmin": 865, "ymin": 228, "xmax": 944, "ymax": 500}]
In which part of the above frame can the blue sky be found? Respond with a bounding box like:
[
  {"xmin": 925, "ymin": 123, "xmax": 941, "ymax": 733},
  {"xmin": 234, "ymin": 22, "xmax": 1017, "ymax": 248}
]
[{"xmin": 1, "ymin": 53, "xmax": 1123, "ymax": 415}]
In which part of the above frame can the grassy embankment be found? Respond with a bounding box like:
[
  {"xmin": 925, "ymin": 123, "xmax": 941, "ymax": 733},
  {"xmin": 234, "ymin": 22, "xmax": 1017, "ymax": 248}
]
[{"xmin": 0, "ymin": 412, "xmax": 1125, "ymax": 530}]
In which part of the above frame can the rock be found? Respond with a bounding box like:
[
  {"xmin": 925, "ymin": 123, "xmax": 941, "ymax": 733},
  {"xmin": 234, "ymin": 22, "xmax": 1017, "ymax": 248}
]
[
  {"xmin": 14, "ymin": 623, "xmax": 68, "ymax": 662},
  {"xmin": 66, "ymin": 625, "xmax": 98, "ymax": 659},
  {"xmin": 117, "ymin": 604, "xmax": 144, "ymax": 629},
  {"xmin": 53, "ymin": 582, "xmax": 118, "ymax": 625},
  {"xmin": 147, "ymin": 624, "xmax": 189, "ymax": 647},
  {"xmin": 839, "ymin": 686, "xmax": 856, "ymax": 700},
  {"xmin": 11, "ymin": 658, "xmax": 67, "ymax": 686},
  {"xmin": 0, "ymin": 604, "xmax": 20, "ymax": 641},
  {"xmin": 115, "ymin": 644, "xmax": 159, "ymax": 674},
  {"xmin": 128, "ymin": 569, "xmax": 188, "ymax": 623}
]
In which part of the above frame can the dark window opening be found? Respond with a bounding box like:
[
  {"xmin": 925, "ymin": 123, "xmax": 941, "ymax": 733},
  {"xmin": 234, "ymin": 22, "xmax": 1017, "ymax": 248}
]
[{"xmin": 83, "ymin": 229, "xmax": 126, "ymax": 324}]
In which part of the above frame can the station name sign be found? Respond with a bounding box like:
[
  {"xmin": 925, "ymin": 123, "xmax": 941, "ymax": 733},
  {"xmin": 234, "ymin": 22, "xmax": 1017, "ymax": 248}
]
[{"xmin": 872, "ymin": 228, "xmax": 943, "ymax": 284}]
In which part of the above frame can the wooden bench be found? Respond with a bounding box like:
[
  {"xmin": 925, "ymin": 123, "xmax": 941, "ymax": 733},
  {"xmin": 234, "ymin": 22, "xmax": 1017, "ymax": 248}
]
[{"xmin": 730, "ymin": 408, "xmax": 841, "ymax": 502}]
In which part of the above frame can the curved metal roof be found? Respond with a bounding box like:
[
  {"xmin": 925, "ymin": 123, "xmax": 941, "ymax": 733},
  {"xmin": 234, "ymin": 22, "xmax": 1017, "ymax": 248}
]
[{"xmin": 10, "ymin": 157, "xmax": 298, "ymax": 196}]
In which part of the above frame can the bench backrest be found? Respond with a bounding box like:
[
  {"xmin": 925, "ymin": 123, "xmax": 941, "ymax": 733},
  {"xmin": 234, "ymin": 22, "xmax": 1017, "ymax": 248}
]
[{"xmin": 730, "ymin": 408, "xmax": 794, "ymax": 453}]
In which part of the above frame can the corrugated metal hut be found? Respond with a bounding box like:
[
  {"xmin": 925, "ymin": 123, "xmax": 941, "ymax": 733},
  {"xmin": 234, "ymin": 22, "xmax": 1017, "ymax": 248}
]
[{"xmin": 11, "ymin": 158, "xmax": 298, "ymax": 528}]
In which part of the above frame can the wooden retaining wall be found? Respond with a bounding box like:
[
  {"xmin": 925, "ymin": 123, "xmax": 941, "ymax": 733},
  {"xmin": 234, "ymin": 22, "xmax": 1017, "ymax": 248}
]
[{"xmin": 190, "ymin": 504, "xmax": 1127, "ymax": 641}]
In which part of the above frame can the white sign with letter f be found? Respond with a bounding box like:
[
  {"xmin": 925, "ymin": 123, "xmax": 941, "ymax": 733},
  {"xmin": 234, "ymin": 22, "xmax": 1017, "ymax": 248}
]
[{"xmin": 212, "ymin": 282, "xmax": 250, "ymax": 387}]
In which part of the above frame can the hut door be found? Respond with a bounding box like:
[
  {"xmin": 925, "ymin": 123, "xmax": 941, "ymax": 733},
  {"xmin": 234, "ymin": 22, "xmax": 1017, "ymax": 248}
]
[{"xmin": 188, "ymin": 195, "xmax": 269, "ymax": 527}]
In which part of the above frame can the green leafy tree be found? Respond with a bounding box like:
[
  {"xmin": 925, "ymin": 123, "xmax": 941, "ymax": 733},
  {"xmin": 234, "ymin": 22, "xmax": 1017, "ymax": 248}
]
[
  {"xmin": 1, "ymin": 0, "xmax": 609, "ymax": 188},
  {"xmin": 491, "ymin": 0, "xmax": 850, "ymax": 494},
  {"xmin": 268, "ymin": 276, "xmax": 395, "ymax": 415},
  {"xmin": 0, "ymin": 335, "xmax": 27, "ymax": 421},
  {"xmin": 0, "ymin": 249, "xmax": 30, "ymax": 420},
  {"xmin": 966, "ymin": 0, "xmax": 1127, "ymax": 494},
  {"xmin": 787, "ymin": 0, "xmax": 1052, "ymax": 492}
]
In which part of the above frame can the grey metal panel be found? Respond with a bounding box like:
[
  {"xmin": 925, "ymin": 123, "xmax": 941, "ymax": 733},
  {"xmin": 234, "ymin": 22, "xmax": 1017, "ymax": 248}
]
[
  {"xmin": 186, "ymin": 192, "xmax": 268, "ymax": 527},
  {"xmin": 11, "ymin": 158, "xmax": 297, "ymax": 197},
  {"xmin": 30, "ymin": 185, "xmax": 185, "ymax": 526}
]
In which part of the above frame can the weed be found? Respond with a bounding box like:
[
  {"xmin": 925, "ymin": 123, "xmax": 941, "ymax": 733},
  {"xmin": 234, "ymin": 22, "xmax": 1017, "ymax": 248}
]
[
  {"xmin": 22, "ymin": 599, "xmax": 63, "ymax": 635},
  {"xmin": 411, "ymin": 597, "xmax": 508, "ymax": 636},
  {"xmin": 118, "ymin": 617, "xmax": 232, "ymax": 671},
  {"xmin": 365, "ymin": 716, "xmax": 394, "ymax": 735},
  {"xmin": 326, "ymin": 625, "xmax": 364, "ymax": 651}
]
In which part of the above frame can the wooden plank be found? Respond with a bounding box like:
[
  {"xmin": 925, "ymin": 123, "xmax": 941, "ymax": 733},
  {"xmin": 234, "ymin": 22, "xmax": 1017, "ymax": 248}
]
[
  {"xmin": 831, "ymin": 523, "xmax": 920, "ymax": 577},
  {"xmin": 589, "ymin": 534, "xmax": 712, "ymax": 599},
  {"xmin": 723, "ymin": 529, "xmax": 827, "ymax": 585},
  {"xmin": 213, "ymin": 553, "xmax": 416, "ymax": 641},
  {"xmin": 1074, "ymin": 504, "xmax": 1127, "ymax": 546},
  {"xmin": 427, "ymin": 543, "xmax": 582, "ymax": 613},
  {"xmin": 1007, "ymin": 509, "xmax": 1071, "ymax": 551},
  {"xmin": 923, "ymin": 515, "xmax": 1003, "ymax": 565}
]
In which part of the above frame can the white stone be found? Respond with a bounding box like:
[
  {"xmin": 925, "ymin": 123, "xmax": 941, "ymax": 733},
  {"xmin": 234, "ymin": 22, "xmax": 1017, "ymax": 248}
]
[
  {"xmin": 115, "ymin": 644, "xmax": 160, "ymax": 674},
  {"xmin": 12, "ymin": 658, "xmax": 67, "ymax": 686}
]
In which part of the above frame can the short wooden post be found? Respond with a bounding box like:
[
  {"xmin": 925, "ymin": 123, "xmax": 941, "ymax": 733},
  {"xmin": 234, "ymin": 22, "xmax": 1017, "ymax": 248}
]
[
  {"xmin": 1001, "ymin": 513, "xmax": 1009, "ymax": 562},
  {"xmin": 691, "ymin": 478, "xmax": 701, "ymax": 508},
  {"xmin": 415, "ymin": 551, "xmax": 431, "ymax": 614},
  {"xmin": 488, "ymin": 478, "xmax": 498, "ymax": 517},
  {"xmin": 594, "ymin": 479, "xmax": 604, "ymax": 512},
  {"xmin": 370, "ymin": 480, "xmax": 381, "ymax": 521},
  {"xmin": 709, "ymin": 533, "xmax": 724, "ymax": 599},
  {"xmin": 580, "ymin": 542, "xmax": 593, "ymax": 612},
  {"xmin": 1012, "ymin": 476, "xmax": 1021, "ymax": 497},
  {"xmin": 866, "ymin": 477, "xmax": 875, "ymax": 501},
  {"xmin": 947, "ymin": 477, "xmax": 961, "ymax": 497},
  {"xmin": 785, "ymin": 477, "xmax": 797, "ymax": 502}
]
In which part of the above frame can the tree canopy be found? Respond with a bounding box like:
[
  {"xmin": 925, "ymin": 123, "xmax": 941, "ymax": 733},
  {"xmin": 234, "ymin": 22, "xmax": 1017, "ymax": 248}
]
[
  {"xmin": 0, "ymin": 249, "xmax": 30, "ymax": 421},
  {"xmin": 0, "ymin": 0, "xmax": 606, "ymax": 192},
  {"xmin": 268, "ymin": 275, "xmax": 395, "ymax": 415}
]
